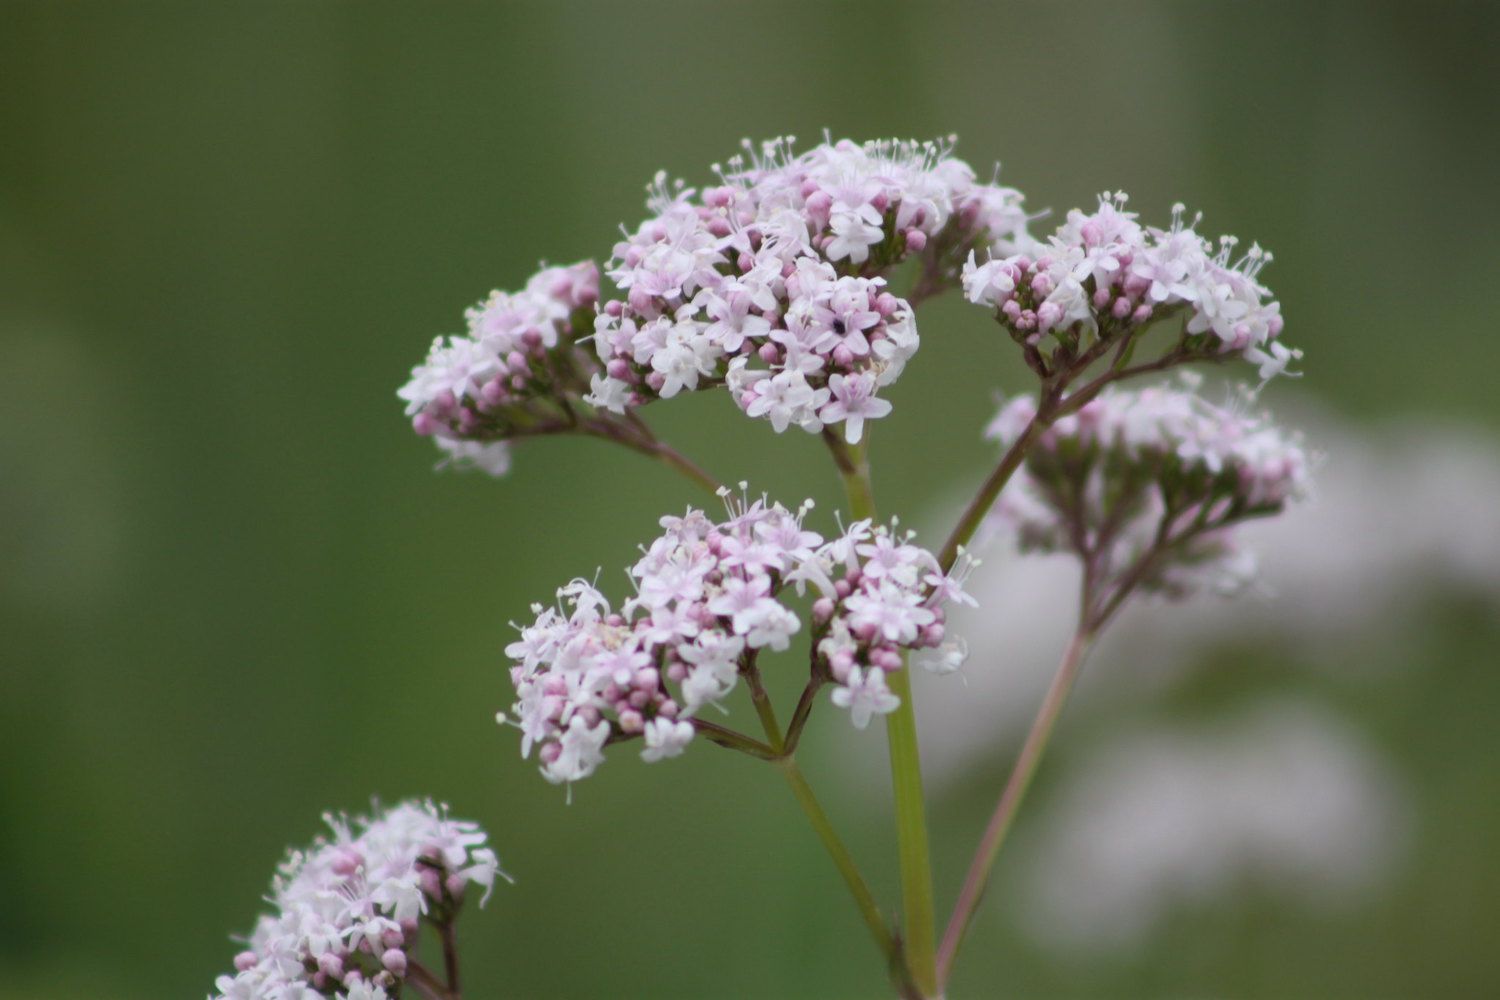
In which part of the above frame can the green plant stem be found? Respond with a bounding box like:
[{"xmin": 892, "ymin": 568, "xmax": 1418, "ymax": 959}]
[
  {"xmin": 935, "ymin": 399, "xmax": 1052, "ymax": 572},
  {"xmin": 833, "ymin": 437, "xmax": 939, "ymax": 998},
  {"xmin": 778, "ymin": 757, "xmax": 901, "ymax": 973},
  {"xmin": 935, "ymin": 628, "xmax": 1094, "ymax": 987},
  {"xmin": 740, "ymin": 658, "xmax": 897, "ymax": 980},
  {"xmin": 690, "ymin": 718, "xmax": 780, "ymax": 760},
  {"xmin": 742, "ymin": 657, "xmax": 785, "ymax": 752},
  {"xmin": 584, "ymin": 414, "xmax": 724, "ymax": 496}
]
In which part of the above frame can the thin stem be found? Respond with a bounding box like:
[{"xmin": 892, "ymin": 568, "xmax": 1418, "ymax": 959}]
[
  {"xmin": 438, "ymin": 920, "xmax": 461, "ymax": 998},
  {"xmin": 883, "ymin": 665, "xmax": 938, "ymax": 996},
  {"xmin": 830, "ymin": 439, "xmax": 939, "ymax": 997},
  {"xmin": 745, "ymin": 650, "xmax": 900, "ymax": 982},
  {"xmin": 741, "ymin": 653, "xmax": 786, "ymax": 752},
  {"xmin": 781, "ymin": 676, "xmax": 825, "ymax": 756},
  {"xmin": 407, "ymin": 960, "xmax": 455, "ymax": 1000},
  {"xmin": 935, "ymin": 628, "xmax": 1094, "ymax": 987},
  {"xmin": 936, "ymin": 400, "xmax": 1052, "ymax": 572},
  {"xmin": 691, "ymin": 718, "xmax": 780, "ymax": 760},
  {"xmin": 778, "ymin": 757, "xmax": 904, "ymax": 983},
  {"xmin": 583, "ymin": 414, "xmax": 725, "ymax": 497}
]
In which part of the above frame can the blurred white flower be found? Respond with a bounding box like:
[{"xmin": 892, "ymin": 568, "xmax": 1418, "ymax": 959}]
[
  {"xmin": 915, "ymin": 407, "xmax": 1500, "ymax": 787},
  {"xmin": 1011, "ymin": 699, "xmax": 1409, "ymax": 952}
]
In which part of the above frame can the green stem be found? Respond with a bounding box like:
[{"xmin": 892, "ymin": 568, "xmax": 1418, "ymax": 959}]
[
  {"xmin": 744, "ymin": 656, "xmax": 898, "ymax": 981},
  {"xmin": 779, "ymin": 758, "xmax": 901, "ymax": 974},
  {"xmin": 935, "ymin": 400, "xmax": 1052, "ymax": 573},
  {"xmin": 742, "ymin": 655, "xmax": 785, "ymax": 753},
  {"xmin": 833, "ymin": 437, "xmax": 939, "ymax": 997},
  {"xmin": 585, "ymin": 414, "xmax": 725, "ymax": 497},
  {"xmin": 691, "ymin": 718, "xmax": 780, "ymax": 760},
  {"xmin": 935, "ymin": 628, "xmax": 1093, "ymax": 987}
]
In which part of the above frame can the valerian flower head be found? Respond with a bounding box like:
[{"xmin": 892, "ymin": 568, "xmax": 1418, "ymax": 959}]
[
  {"xmin": 502, "ymin": 490, "xmax": 976, "ymax": 784},
  {"xmin": 963, "ymin": 194, "xmax": 1298, "ymax": 382},
  {"xmin": 399, "ymin": 260, "xmax": 600, "ymax": 475},
  {"xmin": 987, "ymin": 378, "xmax": 1311, "ymax": 602},
  {"xmin": 209, "ymin": 800, "xmax": 503, "ymax": 1000},
  {"xmin": 584, "ymin": 136, "xmax": 1031, "ymax": 442}
]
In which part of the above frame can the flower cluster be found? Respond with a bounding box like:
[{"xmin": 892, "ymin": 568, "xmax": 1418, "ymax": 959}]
[
  {"xmin": 584, "ymin": 137, "xmax": 1030, "ymax": 441},
  {"xmin": 210, "ymin": 800, "xmax": 502, "ymax": 1000},
  {"xmin": 963, "ymin": 194, "xmax": 1298, "ymax": 381},
  {"xmin": 399, "ymin": 260, "xmax": 600, "ymax": 475},
  {"xmin": 503, "ymin": 490, "xmax": 974, "ymax": 785},
  {"xmin": 987, "ymin": 379, "xmax": 1311, "ymax": 600}
]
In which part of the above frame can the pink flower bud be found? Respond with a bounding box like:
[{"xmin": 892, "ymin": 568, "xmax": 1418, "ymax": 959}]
[
  {"xmin": 382, "ymin": 949, "xmax": 408, "ymax": 977},
  {"xmin": 903, "ymin": 228, "xmax": 927, "ymax": 253},
  {"xmin": 446, "ymin": 872, "xmax": 469, "ymax": 899}
]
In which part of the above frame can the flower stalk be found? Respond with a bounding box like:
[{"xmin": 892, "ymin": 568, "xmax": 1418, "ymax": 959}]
[
  {"xmin": 936, "ymin": 627, "xmax": 1093, "ymax": 986},
  {"xmin": 833, "ymin": 436, "xmax": 940, "ymax": 998}
]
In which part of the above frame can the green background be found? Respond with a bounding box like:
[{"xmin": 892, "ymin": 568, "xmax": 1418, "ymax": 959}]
[{"xmin": 3, "ymin": 2, "xmax": 1498, "ymax": 997}]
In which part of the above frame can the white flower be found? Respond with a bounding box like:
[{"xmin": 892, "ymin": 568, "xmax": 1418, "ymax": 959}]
[
  {"xmin": 434, "ymin": 437, "xmax": 511, "ymax": 477},
  {"xmin": 585, "ymin": 373, "xmax": 633, "ymax": 414},
  {"xmin": 830, "ymin": 666, "xmax": 901, "ymax": 729},
  {"xmin": 543, "ymin": 715, "xmax": 611, "ymax": 785},
  {"xmin": 919, "ymin": 637, "xmax": 969, "ymax": 675},
  {"xmin": 825, "ymin": 205, "xmax": 886, "ymax": 263},
  {"xmin": 746, "ymin": 369, "xmax": 826, "ymax": 434},
  {"xmin": 641, "ymin": 717, "xmax": 696, "ymax": 762},
  {"xmin": 738, "ymin": 599, "xmax": 801, "ymax": 651},
  {"xmin": 820, "ymin": 371, "xmax": 892, "ymax": 444},
  {"xmin": 209, "ymin": 801, "xmax": 502, "ymax": 1000},
  {"xmin": 505, "ymin": 492, "xmax": 970, "ymax": 782},
  {"xmin": 988, "ymin": 380, "xmax": 1311, "ymax": 602}
]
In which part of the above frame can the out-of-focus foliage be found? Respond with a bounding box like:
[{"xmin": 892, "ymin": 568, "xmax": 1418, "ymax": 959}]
[{"xmin": 2, "ymin": 2, "xmax": 1496, "ymax": 997}]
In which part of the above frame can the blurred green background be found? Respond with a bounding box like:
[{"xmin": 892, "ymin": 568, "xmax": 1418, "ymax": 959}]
[{"xmin": 3, "ymin": 2, "xmax": 1498, "ymax": 997}]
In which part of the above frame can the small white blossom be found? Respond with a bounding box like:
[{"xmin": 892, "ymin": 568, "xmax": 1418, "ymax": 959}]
[
  {"xmin": 988, "ymin": 380, "xmax": 1311, "ymax": 602},
  {"xmin": 209, "ymin": 801, "xmax": 503, "ymax": 1000},
  {"xmin": 830, "ymin": 666, "xmax": 901, "ymax": 729},
  {"xmin": 641, "ymin": 717, "xmax": 696, "ymax": 762}
]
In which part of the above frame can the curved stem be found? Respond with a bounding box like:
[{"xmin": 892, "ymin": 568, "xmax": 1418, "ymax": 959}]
[
  {"xmin": 935, "ymin": 629, "xmax": 1093, "ymax": 987},
  {"xmin": 830, "ymin": 437, "xmax": 939, "ymax": 997},
  {"xmin": 583, "ymin": 414, "xmax": 725, "ymax": 496}
]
